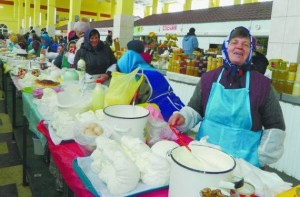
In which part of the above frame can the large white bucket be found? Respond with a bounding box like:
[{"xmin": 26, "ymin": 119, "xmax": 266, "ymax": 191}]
[{"xmin": 103, "ymin": 105, "xmax": 149, "ymax": 141}]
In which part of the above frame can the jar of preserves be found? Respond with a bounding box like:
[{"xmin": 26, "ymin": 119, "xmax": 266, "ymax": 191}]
[
  {"xmin": 292, "ymin": 81, "xmax": 300, "ymax": 96},
  {"xmin": 284, "ymin": 80, "xmax": 294, "ymax": 94},
  {"xmin": 289, "ymin": 62, "xmax": 298, "ymax": 72},
  {"xmin": 277, "ymin": 80, "xmax": 285, "ymax": 93},
  {"xmin": 271, "ymin": 69, "xmax": 279, "ymax": 79},
  {"xmin": 278, "ymin": 70, "xmax": 287, "ymax": 80},
  {"xmin": 287, "ymin": 72, "xmax": 296, "ymax": 81},
  {"xmin": 279, "ymin": 61, "xmax": 287, "ymax": 70}
]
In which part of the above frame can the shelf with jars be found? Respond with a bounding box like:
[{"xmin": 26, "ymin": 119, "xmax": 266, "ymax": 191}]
[
  {"xmin": 270, "ymin": 59, "xmax": 300, "ymax": 97},
  {"xmin": 167, "ymin": 48, "xmax": 208, "ymax": 77}
]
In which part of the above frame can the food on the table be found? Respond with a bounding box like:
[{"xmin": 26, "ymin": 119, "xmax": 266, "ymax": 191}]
[
  {"xmin": 35, "ymin": 79, "xmax": 60, "ymax": 87},
  {"xmin": 83, "ymin": 123, "xmax": 103, "ymax": 136},
  {"xmin": 17, "ymin": 68, "xmax": 27, "ymax": 78},
  {"xmin": 91, "ymin": 136, "xmax": 140, "ymax": 195},
  {"xmin": 200, "ymin": 188, "xmax": 228, "ymax": 197},
  {"xmin": 31, "ymin": 69, "xmax": 40, "ymax": 77}
]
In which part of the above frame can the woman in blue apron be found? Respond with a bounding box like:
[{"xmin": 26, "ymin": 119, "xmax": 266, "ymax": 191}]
[{"xmin": 169, "ymin": 26, "xmax": 285, "ymax": 168}]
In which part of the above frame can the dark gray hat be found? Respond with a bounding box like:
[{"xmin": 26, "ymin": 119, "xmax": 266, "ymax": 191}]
[{"xmin": 127, "ymin": 40, "xmax": 144, "ymax": 53}]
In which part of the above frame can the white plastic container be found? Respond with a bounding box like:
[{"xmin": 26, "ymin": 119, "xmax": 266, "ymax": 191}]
[{"xmin": 91, "ymin": 80, "xmax": 105, "ymax": 111}]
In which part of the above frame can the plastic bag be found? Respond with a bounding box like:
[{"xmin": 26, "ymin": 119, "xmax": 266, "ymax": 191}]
[
  {"xmin": 144, "ymin": 105, "xmax": 177, "ymax": 146},
  {"xmin": 105, "ymin": 68, "xmax": 143, "ymax": 106}
]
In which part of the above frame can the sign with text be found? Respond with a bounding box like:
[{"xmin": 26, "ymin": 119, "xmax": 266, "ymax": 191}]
[{"xmin": 162, "ymin": 25, "xmax": 177, "ymax": 31}]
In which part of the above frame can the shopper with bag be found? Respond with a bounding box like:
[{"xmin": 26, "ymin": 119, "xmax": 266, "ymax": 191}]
[{"xmin": 114, "ymin": 40, "xmax": 184, "ymax": 121}]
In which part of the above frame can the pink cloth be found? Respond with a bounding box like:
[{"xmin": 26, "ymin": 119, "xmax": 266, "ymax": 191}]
[{"xmin": 37, "ymin": 120, "xmax": 193, "ymax": 197}]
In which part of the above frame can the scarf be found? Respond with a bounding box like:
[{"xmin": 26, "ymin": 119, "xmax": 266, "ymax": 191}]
[{"xmin": 221, "ymin": 27, "xmax": 254, "ymax": 84}]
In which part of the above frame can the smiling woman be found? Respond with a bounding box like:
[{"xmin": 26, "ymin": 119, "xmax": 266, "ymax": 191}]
[{"xmin": 169, "ymin": 26, "xmax": 286, "ymax": 169}]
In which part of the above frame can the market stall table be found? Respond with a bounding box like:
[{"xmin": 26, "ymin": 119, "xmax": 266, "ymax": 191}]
[{"xmin": 37, "ymin": 121, "xmax": 193, "ymax": 197}]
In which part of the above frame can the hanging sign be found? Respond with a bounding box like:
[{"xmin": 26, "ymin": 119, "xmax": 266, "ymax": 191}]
[{"xmin": 162, "ymin": 25, "xmax": 177, "ymax": 31}]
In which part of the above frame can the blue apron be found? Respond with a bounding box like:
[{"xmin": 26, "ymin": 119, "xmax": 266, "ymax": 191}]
[{"xmin": 196, "ymin": 69, "xmax": 262, "ymax": 167}]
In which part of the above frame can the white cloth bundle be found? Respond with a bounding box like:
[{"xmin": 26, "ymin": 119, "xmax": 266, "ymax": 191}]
[
  {"xmin": 120, "ymin": 136, "xmax": 171, "ymax": 186},
  {"xmin": 121, "ymin": 136, "xmax": 151, "ymax": 162},
  {"xmin": 91, "ymin": 136, "xmax": 140, "ymax": 195},
  {"xmin": 233, "ymin": 159, "xmax": 292, "ymax": 197}
]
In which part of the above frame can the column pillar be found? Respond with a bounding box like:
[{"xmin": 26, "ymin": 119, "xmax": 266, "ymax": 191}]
[
  {"xmin": 243, "ymin": 0, "xmax": 252, "ymax": 4},
  {"xmin": 33, "ymin": 0, "xmax": 41, "ymax": 30},
  {"xmin": 24, "ymin": 0, "xmax": 30, "ymax": 31},
  {"xmin": 233, "ymin": 0, "xmax": 241, "ymax": 5},
  {"xmin": 152, "ymin": 0, "xmax": 158, "ymax": 15},
  {"xmin": 252, "ymin": 0, "xmax": 258, "ymax": 2},
  {"xmin": 68, "ymin": 0, "xmax": 81, "ymax": 32},
  {"xmin": 162, "ymin": 3, "xmax": 169, "ymax": 13},
  {"xmin": 209, "ymin": 0, "xmax": 220, "ymax": 8},
  {"xmin": 113, "ymin": 0, "xmax": 134, "ymax": 49},
  {"xmin": 46, "ymin": 0, "xmax": 55, "ymax": 37},
  {"xmin": 144, "ymin": 6, "xmax": 151, "ymax": 17},
  {"xmin": 17, "ymin": 0, "xmax": 24, "ymax": 34},
  {"xmin": 14, "ymin": 0, "xmax": 18, "ymax": 18},
  {"xmin": 267, "ymin": 0, "xmax": 300, "ymax": 63},
  {"xmin": 183, "ymin": 0, "xmax": 192, "ymax": 11},
  {"xmin": 110, "ymin": 0, "xmax": 115, "ymax": 18}
]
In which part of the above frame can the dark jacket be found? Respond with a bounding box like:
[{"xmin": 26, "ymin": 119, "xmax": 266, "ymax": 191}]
[
  {"xmin": 73, "ymin": 29, "xmax": 116, "ymax": 75},
  {"xmin": 105, "ymin": 35, "xmax": 113, "ymax": 46}
]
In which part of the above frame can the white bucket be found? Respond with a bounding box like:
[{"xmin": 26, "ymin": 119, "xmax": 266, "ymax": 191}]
[
  {"xmin": 103, "ymin": 105, "xmax": 149, "ymax": 141},
  {"xmin": 168, "ymin": 145, "xmax": 236, "ymax": 197},
  {"xmin": 32, "ymin": 136, "xmax": 44, "ymax": 155}
]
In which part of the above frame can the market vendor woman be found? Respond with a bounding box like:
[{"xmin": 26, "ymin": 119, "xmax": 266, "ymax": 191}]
[
  {"xmin": 73, "ymin": 29, "xmax": 116, "ymax": 83},
  {"xmin": 169, "ymin": 26, "xmax": 285, "ymax": 168}
]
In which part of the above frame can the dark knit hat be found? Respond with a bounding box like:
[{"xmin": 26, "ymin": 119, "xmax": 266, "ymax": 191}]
[
  {"xmin": 189, "ymin": 27, "xmax": 195, "ymax": 34},
  {"xmin": 127, "ymin": 40, "xmax": 144, "ymax": 53}
]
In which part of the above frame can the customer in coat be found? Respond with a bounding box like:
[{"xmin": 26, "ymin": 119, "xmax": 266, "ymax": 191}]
[
  {"xmin": 117, "ymin": 40, "xmax": 184, "ymax": 121},
  {"xmin": 169, "ymin": 26, "xmax": 285, "ymax": 168},
  {"xmin": 105, "ymin": 30, "xmax": 113, "ymax": 46},
  {"xmin": 53, "ymin": 41, "xmax": 76, "ymax": 68},
  {"xmin": 182, "ymin": 27, "xmax": 199, "ymax": 58},
  {"xmin": 73, "ymin": 29, "xmax": 117, "ymax": 83},
  {"xmin": 27, "ymin": 33, "xmax": 41, "ymax": 57}
]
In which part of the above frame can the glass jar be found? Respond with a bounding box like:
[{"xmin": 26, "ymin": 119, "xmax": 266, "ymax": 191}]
[
  {"xmin": 287, "ymin": 72, "xmax": 296, "ymax": 81},
  {"xmin": 292, "ymin": 81, "xmax": 300, "ymax": 96},
  {"xmin": 279, "ymin": 61, "xmax": 287, "ymax": 70},
  {"xmin": 271, "ymin": 69, "xmax": 279, "ymax": 79},
  {"xmin": 284, "ymin": 80, "xmax": 294, "ymax": 94},
  {"xmin": 277, "ymin": 80, "xmax": 285, "ymax": 93},
  {"xmin": 278, "ymin": 70, "xmax": 287, "ymax": 80},
  {"xmin": 289, "ymin": 62, "xmax": 298, "ymax": 72}
]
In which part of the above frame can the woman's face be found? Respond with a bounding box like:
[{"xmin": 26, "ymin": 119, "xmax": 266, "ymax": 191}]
[
  {"xmin": 89, "ymin": 34, "xmax": 99, "ymax": 48},
  {"xmin": 227, "ymin": 37, "xmax": 250, "ymax": 66},
  {"xmin": 68, "ymin": 43, "xmax": 76, "ymax": 52},
  {"xmin": 57, "ymin": 46, "xmax": 63, "ymax": 53}
]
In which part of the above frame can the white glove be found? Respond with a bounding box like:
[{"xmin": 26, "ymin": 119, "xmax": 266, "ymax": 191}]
[{"xmin": 258, "ymin": 128, "xmax": 285, "ymax": 166}]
